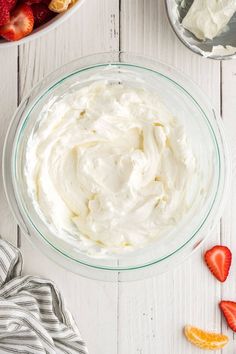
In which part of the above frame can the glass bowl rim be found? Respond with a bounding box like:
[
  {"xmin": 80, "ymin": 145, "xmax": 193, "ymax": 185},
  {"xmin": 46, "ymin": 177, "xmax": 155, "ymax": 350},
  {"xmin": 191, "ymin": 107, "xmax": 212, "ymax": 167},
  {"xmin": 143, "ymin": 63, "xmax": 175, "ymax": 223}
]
[{"xmin": 3, "ymin": 52, "xmax": 230, "ymax": 272}]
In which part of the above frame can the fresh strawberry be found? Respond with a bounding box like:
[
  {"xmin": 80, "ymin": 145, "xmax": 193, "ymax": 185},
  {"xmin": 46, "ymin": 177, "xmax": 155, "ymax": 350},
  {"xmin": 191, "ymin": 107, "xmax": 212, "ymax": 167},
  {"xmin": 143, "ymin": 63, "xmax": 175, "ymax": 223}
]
[
  {"xmin": 22, "ymin": 0, "xmax": 41, "ymax": 4},
  {"xmin": 0, "ymin": 4, "xmax": 34, "ymax": 41},
  {"xmin": 31, "ymin": 3, "xmax": 55, "ymax": 27},
  {"xmin": 6, "ymin": 0, "xmax": 16, "ymax": 10},
  {"xmin": 220, "ymin": 301, "xmax": 236, "ymax": 332},
  {"xmin": 22, "ymin": 0, "xmax": 50, "ymax": 6},
  {"xmin": 0, "ymin": 0, "xmax": 10, "ymax": 26},
  {"xmin": 204, "ymin": 245, "xmax": 232, "ymax": 282}
]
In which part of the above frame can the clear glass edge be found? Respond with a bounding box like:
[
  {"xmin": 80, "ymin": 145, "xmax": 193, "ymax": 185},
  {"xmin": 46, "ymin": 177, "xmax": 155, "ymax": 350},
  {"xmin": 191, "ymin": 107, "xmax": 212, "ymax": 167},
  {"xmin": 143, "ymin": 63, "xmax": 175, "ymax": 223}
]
[{"xmin": 3, "ymin": 52, "xmax": 230, "ymax": 274}]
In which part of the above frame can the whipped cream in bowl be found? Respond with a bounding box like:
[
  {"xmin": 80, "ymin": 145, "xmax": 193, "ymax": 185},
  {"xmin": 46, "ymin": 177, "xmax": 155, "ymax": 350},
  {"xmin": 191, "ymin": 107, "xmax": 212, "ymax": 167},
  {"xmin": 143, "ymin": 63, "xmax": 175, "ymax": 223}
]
[
  {"xmin": 166, "ymin": 0, "xmax": 236, "ymax": 59},
  {"xmin": 3, "ymin": 53, "xmax": 229, "ymax": 280}
]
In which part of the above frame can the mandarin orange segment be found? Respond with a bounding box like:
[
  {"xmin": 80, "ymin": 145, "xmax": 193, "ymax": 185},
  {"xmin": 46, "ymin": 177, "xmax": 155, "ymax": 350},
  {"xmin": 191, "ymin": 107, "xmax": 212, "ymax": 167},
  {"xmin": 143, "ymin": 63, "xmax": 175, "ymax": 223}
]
[
  {"xmin": 184, "ymin": 325, "xmax": 229, "ymax": 350},
  {"xmin": 69, "ymin": 0, "xmax": 77, "ymax": 6},
  {"xmin": 48, "ymin": 0, "xmax": 71, "ymax": 13}
]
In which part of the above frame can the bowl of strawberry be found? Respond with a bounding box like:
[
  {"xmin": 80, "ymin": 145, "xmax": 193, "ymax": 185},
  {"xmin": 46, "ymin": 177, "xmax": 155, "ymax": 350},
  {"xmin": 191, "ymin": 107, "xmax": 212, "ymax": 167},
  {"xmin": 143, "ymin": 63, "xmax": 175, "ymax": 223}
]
[{"xmin": 0, "ymin": 0, "xmax": 85, "ymax": 45}]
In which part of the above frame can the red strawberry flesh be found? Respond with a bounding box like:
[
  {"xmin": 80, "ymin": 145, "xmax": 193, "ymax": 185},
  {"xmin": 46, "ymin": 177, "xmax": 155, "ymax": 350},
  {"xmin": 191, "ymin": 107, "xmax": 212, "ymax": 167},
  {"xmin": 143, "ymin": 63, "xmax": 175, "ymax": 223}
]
[
  {"xmin": 0, "ymin": 0, "xmax": 10, "ymax": 26},
  {"xmin": 220, "ymin": 301, "xmax": 236, "ymax": 332},
  {"xmin": 0, "ymin": 4, "xmax": 34, "ymax": 41},
  {"xmin": 204, "ymin": 245, "xmax": 232, "ymax": 282},
  {"xmin": 6, "ymin": 0, "xmax": 16, "ymax": 10},
  {"xmin": 32, "ymin": 3, "xmax": 55, "ymax": 28},
  {"xmin": 22, "ymin": 0, "xmax": 50, "ymax": 6}
]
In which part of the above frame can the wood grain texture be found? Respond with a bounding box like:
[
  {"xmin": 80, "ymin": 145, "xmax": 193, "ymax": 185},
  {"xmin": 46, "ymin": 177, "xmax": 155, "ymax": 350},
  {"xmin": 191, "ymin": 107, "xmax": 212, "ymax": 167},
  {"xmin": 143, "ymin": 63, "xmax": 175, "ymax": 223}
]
[
  {"xmin": 0, "ymin": 47, "xmax": 18, "ymax": 245},
  {"xmin": 119, "ymin": 1, "xmax": 222, "ymax": 353},
  {"xmin": 18, "ymin": 2, "xmax": 119, "ymax": 354},
  {"xmin": 220, "ymin": 61, "xmax": 236, "ymax": 353},
  {"xmin": 1, "ymin": 1, "xmax": 235, "ymax": 354}
]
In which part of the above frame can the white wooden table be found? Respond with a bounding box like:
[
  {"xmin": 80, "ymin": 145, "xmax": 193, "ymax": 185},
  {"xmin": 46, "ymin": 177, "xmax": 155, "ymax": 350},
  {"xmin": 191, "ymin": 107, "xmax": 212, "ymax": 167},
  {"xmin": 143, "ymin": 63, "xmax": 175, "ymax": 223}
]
[{"xmin": 0, "ymin": 1, "xmax": 236, "ymax": 353}]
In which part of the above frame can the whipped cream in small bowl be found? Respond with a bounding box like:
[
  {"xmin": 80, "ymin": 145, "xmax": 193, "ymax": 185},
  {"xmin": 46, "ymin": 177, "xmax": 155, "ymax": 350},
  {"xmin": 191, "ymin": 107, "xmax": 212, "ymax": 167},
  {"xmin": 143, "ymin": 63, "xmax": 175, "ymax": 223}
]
[
  {"xmin": 166, "ymin": 0, "xmax": 236, "ymax": 59},
  {"xmin": 3, "ymin": 53, "xmax": 230, "ymax": 280}
]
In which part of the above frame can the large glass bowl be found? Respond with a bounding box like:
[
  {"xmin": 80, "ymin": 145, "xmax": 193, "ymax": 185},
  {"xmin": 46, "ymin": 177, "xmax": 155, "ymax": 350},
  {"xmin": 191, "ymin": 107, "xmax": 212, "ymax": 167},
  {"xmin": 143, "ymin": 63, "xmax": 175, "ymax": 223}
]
[{"xmin": 3, "ymin": 52, "xmax": 230, "ymax": 281}]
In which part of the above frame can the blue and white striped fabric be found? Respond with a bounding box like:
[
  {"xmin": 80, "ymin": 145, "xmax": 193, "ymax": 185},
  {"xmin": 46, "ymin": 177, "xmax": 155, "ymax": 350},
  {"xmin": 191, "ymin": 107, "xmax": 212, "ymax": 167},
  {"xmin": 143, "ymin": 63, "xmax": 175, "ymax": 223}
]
[{"xmin": 0, "ymin": 239, "xmax": 88, "ymax": 354}]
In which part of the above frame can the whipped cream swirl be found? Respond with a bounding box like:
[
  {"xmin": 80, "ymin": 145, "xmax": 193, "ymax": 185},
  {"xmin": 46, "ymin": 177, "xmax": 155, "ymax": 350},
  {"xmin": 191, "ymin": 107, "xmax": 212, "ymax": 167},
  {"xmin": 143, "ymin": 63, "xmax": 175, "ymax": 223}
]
[{"xmin": 25, "ymin": 81, "xmax": 196, "ymax": 256}]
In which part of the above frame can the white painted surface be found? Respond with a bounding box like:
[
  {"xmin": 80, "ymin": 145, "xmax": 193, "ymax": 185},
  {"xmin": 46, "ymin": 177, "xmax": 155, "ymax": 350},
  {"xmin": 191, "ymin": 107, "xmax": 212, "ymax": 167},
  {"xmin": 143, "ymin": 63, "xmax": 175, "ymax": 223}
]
[
  {"xmin": 0, "ymin": 0, "xmax": 236, "ymax": 353},
  {"xmin": 0, "ymin": 47, "xmax": 18, "ymax": 246}
]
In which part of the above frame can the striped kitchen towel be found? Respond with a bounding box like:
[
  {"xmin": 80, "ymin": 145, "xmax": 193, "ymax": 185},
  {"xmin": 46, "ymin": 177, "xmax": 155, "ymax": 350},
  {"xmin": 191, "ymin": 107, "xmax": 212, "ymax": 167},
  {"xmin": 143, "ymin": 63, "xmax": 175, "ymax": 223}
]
[{"xmin": 0, "ymin": 238, "xmax": 88, "ymax": 354}]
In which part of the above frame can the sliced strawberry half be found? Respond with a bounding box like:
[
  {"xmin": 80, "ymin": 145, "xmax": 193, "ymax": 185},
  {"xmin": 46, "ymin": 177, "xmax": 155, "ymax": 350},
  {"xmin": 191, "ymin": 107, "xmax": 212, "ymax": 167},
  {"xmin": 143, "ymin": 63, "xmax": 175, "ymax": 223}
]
[
  {"xmin": 0, "ymin": 0, "xmax": 10, "ymax": 26},
  {"xmin": 204, "ymin": 245, "xmax": 232, "ymax": 282},
  {"xmin": 0, "ymin": 4, "xmax": 34, "ymax": 41},
  {"xmin": 32, "ymin": 3, "xmax": 55, "ymax": 28},
  {"xmin": 220, "ymin": 301, "xmax": 236, "ymax": 332}
]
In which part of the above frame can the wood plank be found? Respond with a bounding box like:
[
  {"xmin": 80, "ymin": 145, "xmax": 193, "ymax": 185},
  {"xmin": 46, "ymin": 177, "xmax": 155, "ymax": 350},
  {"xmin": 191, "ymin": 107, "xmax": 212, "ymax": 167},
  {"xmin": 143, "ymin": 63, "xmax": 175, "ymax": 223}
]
[
  {"xmin": 0, "ymin": 47, "xmax": 18, "ymax": 246},
  {"xmin": 18, "ymin": 2, "xmax": 119, "ymax": 353},
  {"xmin": 119, "ymin": 1, "xmax": 222, "ymax": 353},
  {"xmin": 221, "ymin": 60, "xmax": 236, "ymax": 353}
]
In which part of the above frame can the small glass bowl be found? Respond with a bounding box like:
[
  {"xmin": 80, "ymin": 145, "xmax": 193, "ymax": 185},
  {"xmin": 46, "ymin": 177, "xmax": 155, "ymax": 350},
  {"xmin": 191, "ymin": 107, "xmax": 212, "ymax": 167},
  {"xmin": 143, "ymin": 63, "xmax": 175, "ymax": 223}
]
[
  {"xmin": 3, "ymin": 52, "xmax": 230, "ymax": 281},
  {"xmin": 165, "ymin": 0, "xmax": 236, "ymax": 60}
]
